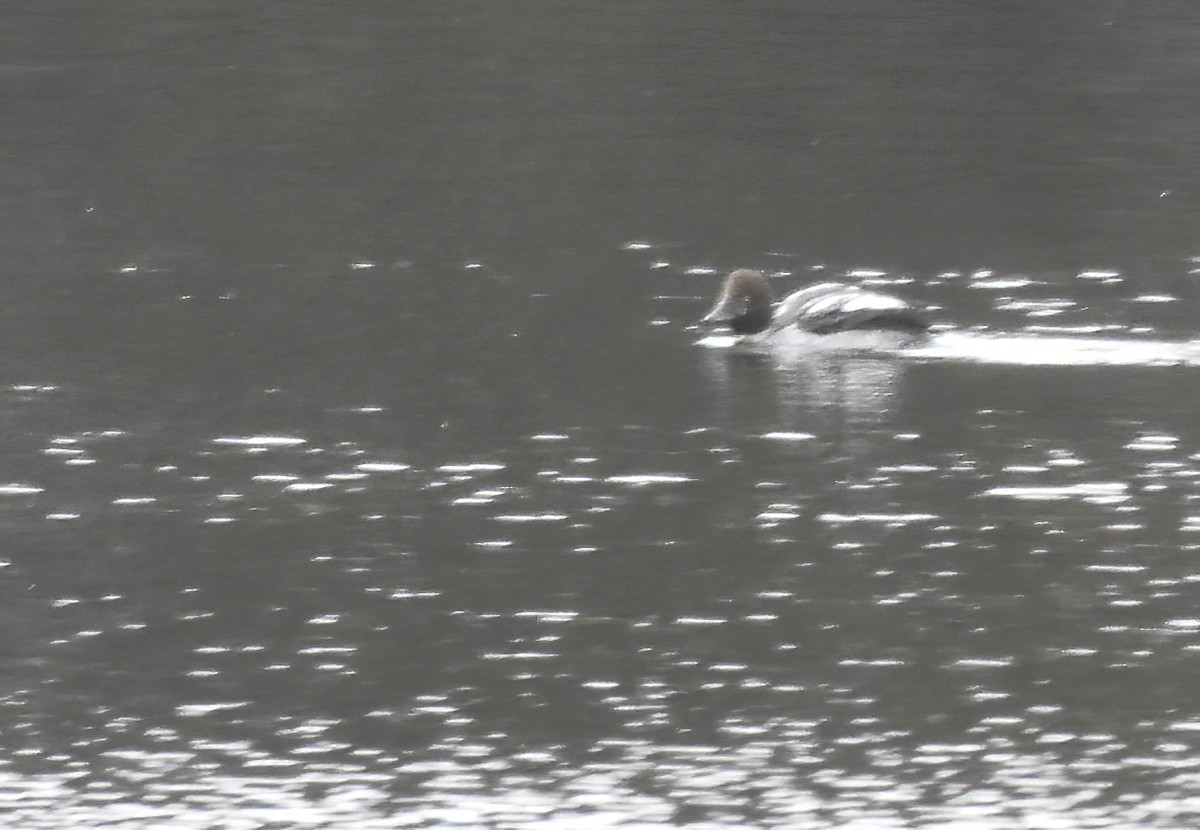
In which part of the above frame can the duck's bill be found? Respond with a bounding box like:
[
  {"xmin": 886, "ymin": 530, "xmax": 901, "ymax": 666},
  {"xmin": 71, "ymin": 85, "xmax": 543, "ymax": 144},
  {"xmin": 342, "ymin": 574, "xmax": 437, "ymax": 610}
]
[{"xmin": 697, "ymin": 299, "xmax": 735, "ymax": 328}]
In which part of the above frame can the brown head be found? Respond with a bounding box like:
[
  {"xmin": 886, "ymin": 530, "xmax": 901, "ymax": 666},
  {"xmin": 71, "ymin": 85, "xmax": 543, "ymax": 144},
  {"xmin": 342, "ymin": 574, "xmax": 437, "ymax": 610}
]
[{"xmin": 699, "ymin": 269, "xmax": 774, "ymax": 334}]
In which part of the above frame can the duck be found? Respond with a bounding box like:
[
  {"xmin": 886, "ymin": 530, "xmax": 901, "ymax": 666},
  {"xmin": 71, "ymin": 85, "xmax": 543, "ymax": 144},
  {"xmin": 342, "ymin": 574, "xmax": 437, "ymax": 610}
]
[{"xmin": 699, "ymin": 269, "xmax": 929, "ymax": 336}]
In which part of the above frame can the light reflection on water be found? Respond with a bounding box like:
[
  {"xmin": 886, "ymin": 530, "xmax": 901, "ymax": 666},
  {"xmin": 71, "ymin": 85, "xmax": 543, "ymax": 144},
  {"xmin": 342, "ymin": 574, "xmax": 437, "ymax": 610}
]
[
  {"xmin": 2, "ymin": 356, "xmax": 1200, "ymax": 826},
  {"xmin": 7, "ymin": 0, "xmax": 1200, "ymax": 825},
  {"xmin": 5, "ymin": 731, "xmax": 1198, "ymax": 828}
]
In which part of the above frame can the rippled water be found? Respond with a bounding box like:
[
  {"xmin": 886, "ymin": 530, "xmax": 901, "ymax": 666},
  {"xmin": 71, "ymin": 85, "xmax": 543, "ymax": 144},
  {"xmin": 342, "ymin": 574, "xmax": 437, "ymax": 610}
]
[
  {"xmin": 6, "ymin": 255, "xmax": 1200, "ymax": 827},
  {"xmin": 7, "ymin": 2, "xmax": 1200, "ymax": 828}
]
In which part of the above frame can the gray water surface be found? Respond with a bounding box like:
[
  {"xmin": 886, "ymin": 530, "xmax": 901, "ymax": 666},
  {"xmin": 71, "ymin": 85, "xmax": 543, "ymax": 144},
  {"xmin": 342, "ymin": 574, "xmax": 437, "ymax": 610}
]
[{"xmin": 5, "ymin": 2, "xmax": 1200, "ymax": 828}]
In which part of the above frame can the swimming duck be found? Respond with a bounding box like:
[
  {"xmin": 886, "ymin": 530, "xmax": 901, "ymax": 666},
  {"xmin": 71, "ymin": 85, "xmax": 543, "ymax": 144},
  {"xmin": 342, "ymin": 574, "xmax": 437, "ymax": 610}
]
[{"xmin": 700, "ymin": 269, "xmax": 929, "ymax": 335}]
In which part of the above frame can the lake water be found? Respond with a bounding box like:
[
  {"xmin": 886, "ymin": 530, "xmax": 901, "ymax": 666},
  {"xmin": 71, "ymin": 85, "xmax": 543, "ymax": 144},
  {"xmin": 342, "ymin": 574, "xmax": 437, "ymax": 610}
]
[{"xmin": 4, "ymin": 2, "xmax": 1200, "ymax": 827}]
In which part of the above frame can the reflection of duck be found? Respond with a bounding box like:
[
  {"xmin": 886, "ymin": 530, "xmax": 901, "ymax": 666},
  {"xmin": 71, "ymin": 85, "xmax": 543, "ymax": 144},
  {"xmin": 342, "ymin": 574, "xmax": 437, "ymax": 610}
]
[
  {"xmin": 702, "ymin": 342, "xmax": 903, "ymax": 424},
  {"xmin": 700, "ymin": 269, "xmax": 929, "ymax": 336}
]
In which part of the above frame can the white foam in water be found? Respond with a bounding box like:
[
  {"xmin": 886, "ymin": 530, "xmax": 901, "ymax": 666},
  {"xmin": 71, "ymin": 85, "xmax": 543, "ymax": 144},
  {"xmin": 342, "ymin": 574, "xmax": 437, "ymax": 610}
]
[
  {"xmin": 697, "ymin": 333, "xmax": 742, "ymax": 349},
  {"xmin": 905, "ymin": 332, "xmax": 1200, "ymax": 367},
  {"xmin": 699, "ymin": 328, "xmax": 918, "ymax": 353}
]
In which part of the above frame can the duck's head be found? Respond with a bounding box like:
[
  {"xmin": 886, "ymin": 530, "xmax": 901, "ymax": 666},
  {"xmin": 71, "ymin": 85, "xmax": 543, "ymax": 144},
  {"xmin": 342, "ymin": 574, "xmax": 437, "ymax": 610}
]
[{"xmin": 699, "ymin": 269, "xmax": 774, "ymax": 334}]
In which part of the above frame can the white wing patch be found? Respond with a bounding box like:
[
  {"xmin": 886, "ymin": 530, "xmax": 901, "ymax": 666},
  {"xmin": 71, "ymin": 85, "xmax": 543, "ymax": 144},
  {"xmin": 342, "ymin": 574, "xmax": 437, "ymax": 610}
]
[
  {"xmin": 802, "ymin": 290, "xmax": 909, "ymax": 317},
  {"xmin": 840, "ymin": 293, "xmax": 910, "ymax": 313},
  {"xmin": 803, "ymin": 296, "xmax": 850, "ymax": 316}
]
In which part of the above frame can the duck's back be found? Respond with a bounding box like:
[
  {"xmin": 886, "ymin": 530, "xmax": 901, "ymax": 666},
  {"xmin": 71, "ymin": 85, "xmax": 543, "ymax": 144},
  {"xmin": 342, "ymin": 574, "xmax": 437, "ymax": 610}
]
[{"xmin": 770, "ymin": 282, "xmax": 928, "ymax": 334}]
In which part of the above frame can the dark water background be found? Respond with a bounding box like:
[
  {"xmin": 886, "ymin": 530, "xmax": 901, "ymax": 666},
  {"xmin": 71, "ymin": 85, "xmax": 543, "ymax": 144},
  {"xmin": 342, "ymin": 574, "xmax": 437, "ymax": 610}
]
[{"xmin": 5, "ymin": 2, "xmax": 1200, "ymax": 827}]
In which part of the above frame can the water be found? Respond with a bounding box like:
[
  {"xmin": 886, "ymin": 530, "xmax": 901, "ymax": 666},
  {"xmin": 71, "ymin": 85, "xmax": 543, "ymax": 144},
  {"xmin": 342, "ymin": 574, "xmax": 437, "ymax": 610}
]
[{"xmin": 5, "ymin": 2, "xmax": 1200, "ymax": 827}]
